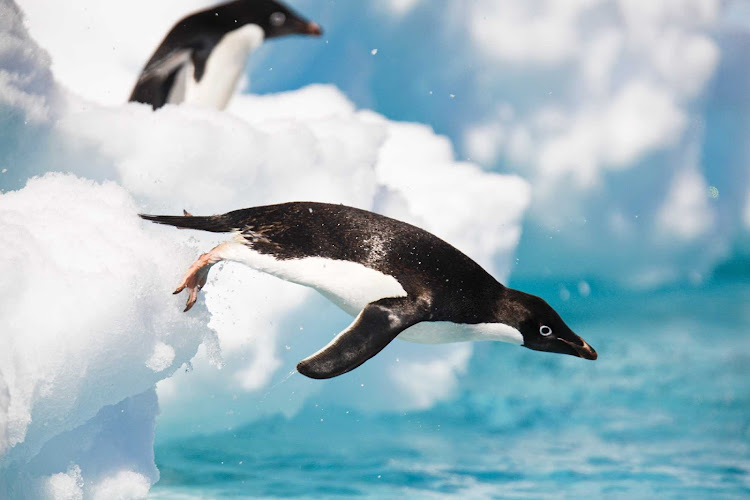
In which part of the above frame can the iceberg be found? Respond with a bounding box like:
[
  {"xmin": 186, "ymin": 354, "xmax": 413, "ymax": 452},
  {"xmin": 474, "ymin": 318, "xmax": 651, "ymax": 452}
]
[{"xmin": 0, "ymin": 1, "xmax": 529, "ymax": 497}]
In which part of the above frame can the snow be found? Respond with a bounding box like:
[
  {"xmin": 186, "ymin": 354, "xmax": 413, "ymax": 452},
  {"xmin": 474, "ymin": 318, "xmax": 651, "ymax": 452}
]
[
  {"xmin": 0, "ymin": 1, "xmax": 530, "ymax": 497},
  {"xmin": 0, "ymin": 1, "xmax": 55, "ymax": 123},
  {"xmin": 0, "ymin": 174, "xmax": 208, "ymax": 497},
  {"xmin": 43, "ymin": 465, "xmax": 83, "ymax": 500},
  {"xmin": 146, "ymin": 342, "xmax": 177, "ymax": 373}
]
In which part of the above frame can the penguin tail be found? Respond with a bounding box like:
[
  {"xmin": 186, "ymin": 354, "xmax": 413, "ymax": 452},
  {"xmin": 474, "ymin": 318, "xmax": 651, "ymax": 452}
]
[{"xmin": 139, "ymin": 211, "xmax": 236, "ymax": 233}]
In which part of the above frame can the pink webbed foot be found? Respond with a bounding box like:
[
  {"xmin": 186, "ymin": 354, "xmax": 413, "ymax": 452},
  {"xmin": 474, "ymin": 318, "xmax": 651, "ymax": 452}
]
[{"xmin": 174, "ymin": 250, "xmax": 220, "ymax": 312}]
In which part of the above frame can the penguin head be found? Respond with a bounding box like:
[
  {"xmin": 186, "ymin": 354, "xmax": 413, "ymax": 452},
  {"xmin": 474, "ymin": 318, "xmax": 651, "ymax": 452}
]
[
  {"xmin": 244, "ymin": 0, "xmax": 323, "ymax": 39},
  {"xmin": 502, "ymin": 289, "xmax": 597, "ymax": 360}
]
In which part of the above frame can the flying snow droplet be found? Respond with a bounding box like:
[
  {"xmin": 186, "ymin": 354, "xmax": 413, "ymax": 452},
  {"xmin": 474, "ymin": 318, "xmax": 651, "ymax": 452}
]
[
  {"xmin": 146, "ymin": 342, "xmax": 175, "ymax": 372},
  {"xmin": 371, "ymin": 49, "xmax": 378, "ymax": 55}
]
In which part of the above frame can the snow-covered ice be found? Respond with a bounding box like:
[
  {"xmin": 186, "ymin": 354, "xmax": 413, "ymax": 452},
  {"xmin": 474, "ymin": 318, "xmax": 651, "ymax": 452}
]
[
  {"xmin": 0, "ymin": 174, "xmax": 213, "ymax": 498},
  {"xmin": 0, "ymin": 1, "xmax": 529, "ymax": 497}
]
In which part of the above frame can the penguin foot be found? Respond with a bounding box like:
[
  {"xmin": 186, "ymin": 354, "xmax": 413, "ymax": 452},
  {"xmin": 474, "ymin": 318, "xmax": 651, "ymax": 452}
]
[{"xmin": 173, "ymin": 245, "xmax": 226, "ymax": 312}]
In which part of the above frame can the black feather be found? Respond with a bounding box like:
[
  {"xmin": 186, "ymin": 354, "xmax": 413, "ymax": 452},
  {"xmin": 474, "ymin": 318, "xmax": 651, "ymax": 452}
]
[{"xmin": 138, "ymin": 213, "xmax": 236, "ymax": 233}]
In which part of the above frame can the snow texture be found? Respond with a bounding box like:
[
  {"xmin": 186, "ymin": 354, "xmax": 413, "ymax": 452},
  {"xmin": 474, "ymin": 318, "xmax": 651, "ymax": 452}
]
[
  {"xmin": 0, "ymin": 175, "xmax": 209, "ymax": 498},
  {"xmin": 0, "ymin": 1, "xmax": 530, "ymax": 497},
  {"xmin": 0, "ymin": 1, "xmax": 55, "ymax": 123}
]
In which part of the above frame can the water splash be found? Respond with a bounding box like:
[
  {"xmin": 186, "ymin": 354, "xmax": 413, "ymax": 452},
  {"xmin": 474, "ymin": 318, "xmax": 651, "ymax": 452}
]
[{"xmin": 258, "ymin": 370, "xmax": 297, "ymax": 404}]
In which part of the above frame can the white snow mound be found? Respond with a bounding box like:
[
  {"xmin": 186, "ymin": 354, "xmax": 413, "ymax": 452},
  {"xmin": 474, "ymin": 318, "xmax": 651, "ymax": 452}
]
[
  {"xmin": 0, "ymin": 0, "xmax": 531, "ymax": 497},
  {"xmin": 0, "ymin": 174, "xmax": 209, "ymax": 497}
]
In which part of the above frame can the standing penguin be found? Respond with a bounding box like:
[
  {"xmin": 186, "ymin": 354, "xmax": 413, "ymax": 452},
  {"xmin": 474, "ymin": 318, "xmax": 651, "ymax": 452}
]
[
  {"xmin": 129, "ymin": 0, "xmax": 322, "ymax": 110},
  {"xmin": 140, "ymin": 203, "xmax": 597, "ymax": 380}
]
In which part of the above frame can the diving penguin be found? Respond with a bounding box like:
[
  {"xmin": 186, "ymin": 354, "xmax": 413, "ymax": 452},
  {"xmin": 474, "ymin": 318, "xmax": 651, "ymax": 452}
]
[
  {"xmin": 129, "ymin": 0, "xmax": 322, "ymax": 110},
  {"xmin": 140, "ymin": 203, "xmax": 597, "ymax": 379}
]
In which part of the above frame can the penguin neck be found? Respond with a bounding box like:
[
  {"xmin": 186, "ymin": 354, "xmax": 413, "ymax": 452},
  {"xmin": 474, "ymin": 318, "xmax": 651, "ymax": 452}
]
[
  {"xmin": 399, "ymin": 285, "xmax": 525, "ymax": 346},
  {"xmin": 491, "ymin": 286, "xmax": 528, "ymax": 332},
  {"xmin": 459, "ymin": 286, "xmax": 524, "ymax": 345}
]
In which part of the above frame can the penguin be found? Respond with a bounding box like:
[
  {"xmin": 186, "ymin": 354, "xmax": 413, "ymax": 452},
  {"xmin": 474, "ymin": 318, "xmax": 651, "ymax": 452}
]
[
  {"xmin": 129, "ymin": 0, "xmax": 323, "ymax": 110},
  {"xmin": 140, "ymin": 202, "xmax": 597, "ymax": 379}
]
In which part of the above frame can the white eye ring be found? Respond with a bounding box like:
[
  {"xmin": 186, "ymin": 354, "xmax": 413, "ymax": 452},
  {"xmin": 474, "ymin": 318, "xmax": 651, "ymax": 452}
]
[
  {"xmin": 540, "ymin": 325, "xmax": 552, "ymax": 336},
  {"xmin": 270, "ymin": 12, "xmax": 286, "ymax": 27}
]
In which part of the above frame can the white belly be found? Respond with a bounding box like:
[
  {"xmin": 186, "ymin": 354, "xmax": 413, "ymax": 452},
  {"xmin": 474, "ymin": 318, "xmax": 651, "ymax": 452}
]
[
  {"xmin": 216, "ymin": 240, "xmax": 524, "ymax": 346},
  {"xmin": 217, "ymin": 240, "xmax": 407, "ymax": 316},
  {"xmin": 398, "ymin": 321, "xmax": 523, "ymax": 345},
  {"xmin": 181, "ymin": 24, "xmax": 264, "ymax": 110}
]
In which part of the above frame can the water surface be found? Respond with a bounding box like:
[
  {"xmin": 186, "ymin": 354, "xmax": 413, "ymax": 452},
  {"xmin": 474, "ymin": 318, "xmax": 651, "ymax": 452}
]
[{"xmin": 151, "ymin": 281, "xmax": 750, "ymax": 498}]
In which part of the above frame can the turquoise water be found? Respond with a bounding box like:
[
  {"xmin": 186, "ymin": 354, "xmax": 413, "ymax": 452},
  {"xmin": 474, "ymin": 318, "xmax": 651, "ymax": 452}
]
[{"xmin": 150, "ymin": 280, "xmax": 750, "ymax": 498}]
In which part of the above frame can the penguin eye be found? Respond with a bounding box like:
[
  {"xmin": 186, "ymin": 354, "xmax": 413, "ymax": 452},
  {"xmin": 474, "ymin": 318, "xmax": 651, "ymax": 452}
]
[
  {"xmin": 539, "ymin": 325, "xmax": 553, "ymax": 336},
  {"xmin": 270, "ymin": 12, "xmax": 286, "ymax": 26}
]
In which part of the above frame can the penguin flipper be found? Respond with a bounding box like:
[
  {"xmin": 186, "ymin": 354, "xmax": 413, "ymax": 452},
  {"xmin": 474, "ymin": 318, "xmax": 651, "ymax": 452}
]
[
  {"xmin": 297, "ymin": 297, "xmax": 426, "ymax": 380},
  {"xmin": 129, "ymin": 50, "xmax": 192, "ymax": 109}
]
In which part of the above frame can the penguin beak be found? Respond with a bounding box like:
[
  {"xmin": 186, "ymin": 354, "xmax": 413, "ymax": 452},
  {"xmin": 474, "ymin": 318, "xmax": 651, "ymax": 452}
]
[
  {"xmin": 558, "ymin": 337, "xmax": 598, "ymax": 360},
  {"xmin": 303, "ymin": 22, "xmax": 323, "ymax": 36}
]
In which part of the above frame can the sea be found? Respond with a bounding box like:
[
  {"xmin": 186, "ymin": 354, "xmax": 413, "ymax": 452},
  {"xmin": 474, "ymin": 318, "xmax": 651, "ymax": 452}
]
[{"xmin": 149, "ymin": 276, "xmax": 750, "ymax": 499}]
